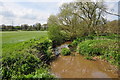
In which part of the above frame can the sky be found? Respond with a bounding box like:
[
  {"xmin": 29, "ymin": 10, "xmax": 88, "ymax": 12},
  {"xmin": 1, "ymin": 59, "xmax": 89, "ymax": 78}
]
[{"xmin": 0, "ymin": 0, "xmax": 119, "ymax": 26}]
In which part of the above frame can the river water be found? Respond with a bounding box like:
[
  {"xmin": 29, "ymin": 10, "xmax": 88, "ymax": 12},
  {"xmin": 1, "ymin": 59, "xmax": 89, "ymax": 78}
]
[{"xmin": 50, "ymin": 42, "xmax": 119, "ymax": 78}]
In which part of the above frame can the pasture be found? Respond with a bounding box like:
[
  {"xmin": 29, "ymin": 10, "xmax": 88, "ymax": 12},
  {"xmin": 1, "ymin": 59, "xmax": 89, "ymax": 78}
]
[
  {"xmin": 2, "ymin": 31, "xmax": 47, "ymax": 44},
  {"xmin": 2, "ymin": 31, "xmax": 48, "ymax": 56}
]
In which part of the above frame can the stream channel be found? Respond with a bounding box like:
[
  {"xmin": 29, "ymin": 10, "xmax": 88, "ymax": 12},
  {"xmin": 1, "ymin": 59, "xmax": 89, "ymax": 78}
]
[{"xmin": 50, "ymin": 42, "xmax": 119, "ymax": 78}]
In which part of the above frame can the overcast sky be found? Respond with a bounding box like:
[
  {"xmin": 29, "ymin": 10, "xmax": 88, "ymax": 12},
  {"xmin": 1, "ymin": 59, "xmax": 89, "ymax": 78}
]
[{"xmin": 0, "ymin": 0, "xmax": 119, "ymax": 26}]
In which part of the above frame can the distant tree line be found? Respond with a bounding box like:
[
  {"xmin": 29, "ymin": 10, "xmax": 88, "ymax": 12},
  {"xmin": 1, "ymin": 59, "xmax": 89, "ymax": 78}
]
[{"xmin": 0, "ymin": 23, "xmax": 48, "ymax": 31}]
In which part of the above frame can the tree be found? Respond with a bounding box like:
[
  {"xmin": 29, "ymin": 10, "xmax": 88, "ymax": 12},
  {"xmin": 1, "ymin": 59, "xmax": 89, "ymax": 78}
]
[
  {"xmin": 70, "ymin": 2, "xmax": 107, "ymax": 35},
  {"xmin": 1, "ymin": 24, "xmax": 6, "ymax": 31},
  {"xmin": 21, "ymin": 24, "xmax": 29, "ymax": 31},
  {"xmin": 105, "ymin": 20, "xmax": 119, "ymax": 34},
  {"xmin": 48, "ymin": 1, "xmax": 118, "ymax": 41},
  {"xmin": 57, "ymin": 2, "xmax": 107, "ymax": 38},
  {"xmin": 42, "ymin": 24, "xmax": 48, "ymax": 30},
  {"xmin": 14, "ymin": 26, "xmax": 21, "ymax": 31},
  {"xmin": 48, "ymin": 15, "xmax": 66, "ymax": 44},
  {"xmin": 27, "ymin": 25, "xmax": 32, "ymax": 31},
  {"xmin": 35, "ymin": 23, "xmax": 41, "ymax": 31},
  {"xmin": 58, "ymin": 3, "xmax": 88, "ymax": 39}
]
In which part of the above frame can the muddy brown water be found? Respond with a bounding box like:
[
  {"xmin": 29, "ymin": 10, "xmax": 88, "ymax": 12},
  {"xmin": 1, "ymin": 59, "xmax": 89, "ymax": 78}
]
[{"xmin": 50, "ymin": 42, "xmax": 119, "ymax": 78}]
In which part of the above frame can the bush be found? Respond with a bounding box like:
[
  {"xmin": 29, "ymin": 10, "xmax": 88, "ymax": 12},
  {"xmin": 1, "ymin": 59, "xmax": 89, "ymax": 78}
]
[
  {"xmin": 12, "ymin": 68, "xmax": 55, "ymax": 78},
  {"xmin": 71, "ymin": 40, "xmax": 79, "ymax": 46},
  {"xmin": 69, "ymin": 35, "xmax": 95, "ymax": 48},
  {"xmin": 2, "ymin": 52, "xmax": 41, "ymax": 78},
  {"xmin": 77, "ymin": 39, "xmax": 120, "ymax": 66},
  {"xmin": 33, "ymin": 39, "xmax": 54, "ymax": 63},
  {"xmin": 48, "ymin": 24, "xmax": 66, "ymax": 45},
  {"xmin": 61, "ymin": 48, "xmax": 71, "ymax": 56},
  {"xmin": 70, "ymin": 34, "xmax": 119, "ymax": 48},
  {"xmin": 84, "ymin": 56, "xmax": 93, "ymax": 60}
]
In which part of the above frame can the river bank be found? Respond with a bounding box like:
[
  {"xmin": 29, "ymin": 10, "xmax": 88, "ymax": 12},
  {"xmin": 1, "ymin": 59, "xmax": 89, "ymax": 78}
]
[{"xmin": 50, "ymin": 42, "xmax": 119, "ymax": 78}]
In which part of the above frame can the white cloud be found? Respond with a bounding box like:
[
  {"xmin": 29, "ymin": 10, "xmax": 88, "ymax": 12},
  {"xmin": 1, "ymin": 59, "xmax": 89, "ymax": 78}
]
[
  {"xmin": 0, "ymin": 0, "xmax": 118, "ymax": 25},
  {"xmin": 74, "ymin": 0, "xmax": 119, "ymax": 2},
  {"xmin": 0, "ymin": 0, "xmax": 74, "ymax": 2},
  {"xmin": 56, "ymin": 0, "xmax": 73, "ymax": 7},
  {"xmin": 0, "ymin": 2, "xmax": 51, "ymax": 25},
  {"xmin": 0, "ymin": 0, "xmax": 73, "ymax": 25},
  {"xmin": 0, "ymin": 0, "xmax": 119, "ymax": 3}
]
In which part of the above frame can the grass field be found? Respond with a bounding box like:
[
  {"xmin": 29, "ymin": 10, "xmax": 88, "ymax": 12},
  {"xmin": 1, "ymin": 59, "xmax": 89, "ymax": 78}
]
[
  {"xmin": 2, "ymin": 31, "xmax": 48, "ymax": 56},
  {"xmin": 2, "ymin": 31, "xmax": 47, "ymax": 44}
]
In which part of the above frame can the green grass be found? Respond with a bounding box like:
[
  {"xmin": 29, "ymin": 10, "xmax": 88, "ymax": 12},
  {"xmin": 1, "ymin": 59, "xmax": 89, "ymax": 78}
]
[
  {"xmin": 1, "ymin": 31, "xmax": 55, "ymax": 79},
  {"xmin": 2, "ymin": 31, "xmax": 48, "ymax": 56},
  {"xmin": 2, "ymin": 31, "xmax": 47, "ymax": 44}
]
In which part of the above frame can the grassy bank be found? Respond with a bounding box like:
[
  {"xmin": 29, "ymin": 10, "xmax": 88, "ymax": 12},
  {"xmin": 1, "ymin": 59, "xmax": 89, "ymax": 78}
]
[
  {"xmin": 77, "ymin": 39, "xmax": 119, "ymax": 66},
  {"xmin": 1, "ymin": 31, "xmax": 55, "ymax": 79},
  {"xmin": 68, "ymin": 34, "xmax": 120, "ymax": 67}
]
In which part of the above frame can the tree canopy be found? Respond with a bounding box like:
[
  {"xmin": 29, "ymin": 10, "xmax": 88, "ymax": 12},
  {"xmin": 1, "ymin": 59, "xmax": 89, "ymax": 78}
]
[{"xmin": 47, "ymin": 1, "xmax": 115, "ymax": 41}]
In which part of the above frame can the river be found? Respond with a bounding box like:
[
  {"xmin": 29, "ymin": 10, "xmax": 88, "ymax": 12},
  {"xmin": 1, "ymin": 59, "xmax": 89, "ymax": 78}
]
[{"xmin": 50, "ymin": 42, "xmax": 119, "ymax": 78}]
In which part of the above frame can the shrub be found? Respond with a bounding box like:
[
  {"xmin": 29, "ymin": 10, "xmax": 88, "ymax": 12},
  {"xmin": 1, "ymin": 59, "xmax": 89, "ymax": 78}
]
[
  {"xmin": 33, "ymin": 39, "xmax": 54, "ymax": 63},
  {"xmin": 69, "ymin": 35, "xmax": 95, "ymax": 48},
  {"xmin": 71, "ymin": 40, "xmax": 79, "ymax": 46},
  {"xmin": 32, "ymin": 68, "xmax": 54, "ymax": 78},
  {"xmin": 2, "ymin": 52, "xmax": 41, "ymax": 78},
  {"xmin": 84, "ymin": 56, "xmax": 93, "ymax": 60},
  {"xmin": 48, "ymin": 24, "xmax": 66, "ymax": 45},
  {"xmin": 61, "ymin": 48, "xmax": 71, "ymax": 56},
  {"xmin": 69, "ymin": 34, "xmax": 119, "ymax": 48},
  {"xmin": 77, "ymin": 39, "xmax": 119, "ymax": 66},
  {"xmin": 12, "ymin": 68, "xmax": 55, "ymax": 78}
]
